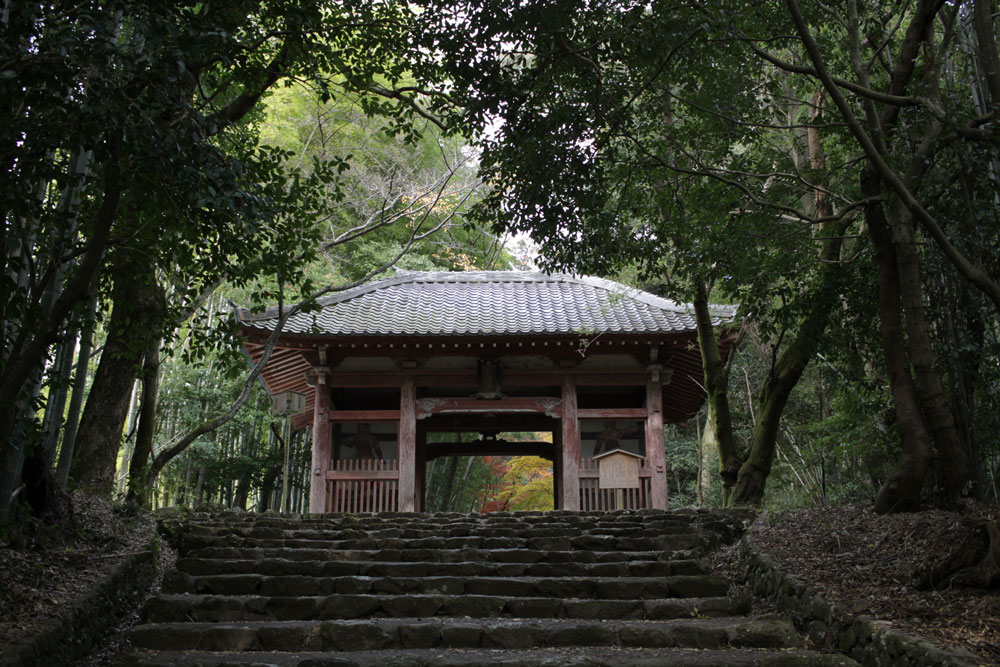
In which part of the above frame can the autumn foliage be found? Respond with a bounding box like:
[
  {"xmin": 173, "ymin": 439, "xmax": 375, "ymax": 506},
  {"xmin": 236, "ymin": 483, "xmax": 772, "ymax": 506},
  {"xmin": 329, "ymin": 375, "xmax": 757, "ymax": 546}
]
[{"xmin": 474, "ymin": 456, "xmax": 553, "ymax": 512}]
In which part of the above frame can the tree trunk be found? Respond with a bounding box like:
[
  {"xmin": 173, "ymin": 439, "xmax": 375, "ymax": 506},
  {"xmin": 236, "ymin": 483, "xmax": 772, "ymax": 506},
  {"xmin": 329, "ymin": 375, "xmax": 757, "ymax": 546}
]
[
  {"xmin": 178, "ymin": 451, "xmax": 193, "ymax": 507},
  {"xmin": 866, "ymin": 171, "xmax": 936, "ymax": 514},
  {"xmin": 194, "ymin": 465, "xmax": 206, "ymax": 505},
  {"xmin": 889, "ymin": 200, "xmax": 967, "ymax": 505},
  {"xmin": 697, "ymin": 407, "xmax": 716, "ymax": 507},
  {"xmin": 730, "ymin": 215, "xmax": 848, "ymax": 506},
  {"xmin": 692, "ymin": 282, "xmax": 740, "ymax": 504},
  {"xmin": 55, "ymin": 288, "xmax": 99, "ymax": 486},
  {"xmin": 41, "ymin": 332, "xmax": 77, "ymax": 457},
  {"xmin": 125, "ymin": 334, "xmax": 162, "ymax": 506},
  {"xmin": 70, "ymin": 251, "xmax": 162, "ymax": 496}
]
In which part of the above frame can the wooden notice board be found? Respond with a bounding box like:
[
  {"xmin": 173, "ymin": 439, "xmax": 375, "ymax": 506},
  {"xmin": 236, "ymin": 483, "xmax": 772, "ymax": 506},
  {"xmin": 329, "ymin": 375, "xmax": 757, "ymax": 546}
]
[{"xmin": 595, "ymin": 449, "xmax": 643, "ymax": 489}]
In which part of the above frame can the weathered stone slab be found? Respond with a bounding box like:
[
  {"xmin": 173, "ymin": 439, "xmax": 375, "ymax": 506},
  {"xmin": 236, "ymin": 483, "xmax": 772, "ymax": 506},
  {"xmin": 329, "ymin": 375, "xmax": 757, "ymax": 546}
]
[
  {"xmin": 667, "ymin": 574, "xmax": 731, "ymax": 598},
  {"xmin": 319, "ymin": 622, "xmax": 393, "ymax": 651}
]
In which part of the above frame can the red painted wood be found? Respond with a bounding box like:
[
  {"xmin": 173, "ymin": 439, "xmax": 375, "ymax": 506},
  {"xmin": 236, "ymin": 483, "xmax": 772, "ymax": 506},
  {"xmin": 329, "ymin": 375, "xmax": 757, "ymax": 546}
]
[
  {"xmin": 578, "ymin": 457, "xmax": 652, "ymax": 510},
  {"xmin": 552, "ymin": 431, "xmax": 562, "ymax": 510},
  {"xmin": 319, "ymin": 369, "xmax": 654, "ymax": 389},
  {"xmin": 416, "ymin": 430, "xmax": 426, "ymax": 512},
  {"xmin": 506, "ymin": 371, "xmax": 650, "ymax": 387},
  {"xmin": 326, "ymin": 458, "xmax": 400, "ymax": 511},
  {"xmin": 415, "ymin": 396, "xmax": 562, "ymax": 419},
  {"xmin": 416, "ymin": 415, "xmax": 556, "ymax": 433},
  {"xmin": 576, "ymin": 408, "xmax": 648, "ymax": 419},
  {"xmin": 328, "ymin": 410, "xmax": 401, "ymax": 422},
  {"xmin": 310, "ymin": 379, "xmax": 331, "ymax": 513},
  {"xmin": 398, "ymin": 377, "xmax": 417, "ymax": 512},
  {"xmin": 646, "ymin": 373, "xmax": 668, "ymax": 509},
  {"xmin": 325, "ymin": 469, "xmax": 399, "ymax": 480},
  {"xmin": 561, "ymin": 375, "xmax": 580, "ymax": 511}
]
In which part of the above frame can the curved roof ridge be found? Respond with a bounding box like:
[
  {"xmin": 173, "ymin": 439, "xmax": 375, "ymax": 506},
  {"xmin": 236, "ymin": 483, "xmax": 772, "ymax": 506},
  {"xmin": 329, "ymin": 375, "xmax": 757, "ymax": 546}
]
[{"xmin": 237, "ymin": 269, "xmax": 735, "ymax": 334}]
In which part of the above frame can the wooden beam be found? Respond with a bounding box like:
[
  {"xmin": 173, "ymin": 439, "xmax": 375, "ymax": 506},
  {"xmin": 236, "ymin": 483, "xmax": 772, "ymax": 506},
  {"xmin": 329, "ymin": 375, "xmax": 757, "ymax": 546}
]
[
  {"xmin": 319, "ymin": 368, "xmax": 657, "ymax": 388},
  {"xmin": 416, "ymin": 429, "xmax": 427, "ymax": 512},
  {"xmin": 561, "ymin": 375, "xmax": 580, "ymax": 511},
  {"xmin": 398, "ymin": 377, "xmax": 417, "ymax": 512},
  {"xmin": 418, "ymin": 415, "xmax": 557, "ymax": 433},
  {"xmin": 578, "ymin": 468, "xmax": 652, "ymax": 479},
  {"xmin": 645, "ymin": 372, "xmax": 668, "ymax": 509},
  {"xmin": 507, "ymin": 370, "xmax": 649, "ymax": 387},
  {"xmin": 328, "ymin": 410, "xmax": 401, "ymax": 422},
  {"xmin": 415, "ymin": 397, "xmax": 562, "ymax": 419},
  {"xmin": 324, "ymin": 469, "xmax": 398, "ymax": 480},
  {"xmin": 577, "ymin": 408, "xmax": 648, "ymax": 420},
  {"xmin": 552, "ymin": 430, "xmax": 563, "ymax": 510},
  {"xmin": 309, "ymin": 377, "xmax": 331, "ymax": 513}
]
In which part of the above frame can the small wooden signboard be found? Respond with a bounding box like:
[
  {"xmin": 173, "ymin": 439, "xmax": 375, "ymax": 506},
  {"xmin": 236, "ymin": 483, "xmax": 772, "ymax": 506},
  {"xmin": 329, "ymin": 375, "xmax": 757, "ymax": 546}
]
[
  {"xmin": 595, "ymin": 449, "xmax": 644, "ymax": 489},
  {"xmin": 594, "ymin": 449, "xmax": 644, "ymax": 510}
]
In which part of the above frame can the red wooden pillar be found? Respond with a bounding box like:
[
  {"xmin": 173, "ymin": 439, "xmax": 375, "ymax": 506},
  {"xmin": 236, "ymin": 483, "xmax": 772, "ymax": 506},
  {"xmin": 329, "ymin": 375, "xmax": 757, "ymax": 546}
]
[
  {"xmin": 646, "ymin": 370, "xmax": 669, "ymax": 509},
  {"xmin": 560, "ymin": 374, "xmax": 580, "ymax": 511},
  {"xmin": 415, "ymin": 426, "xmax": 427, "ymax": 512},
  {"xmin": 552, "ymin": 429, "xmax": 563, "ymax": 510},
  {"xmin": 310, "ymin": 376, "xmax": 331, "ymax": 513},
  {"xmin": 398, "ymin": 376, "xmax": 417, "ymax": 512}
]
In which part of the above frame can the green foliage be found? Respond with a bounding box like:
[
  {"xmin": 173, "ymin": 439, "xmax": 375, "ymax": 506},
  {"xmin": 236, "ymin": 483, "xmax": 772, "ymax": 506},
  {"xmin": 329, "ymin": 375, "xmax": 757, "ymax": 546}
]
[{"xmin": 412, "ymin": 0, "xmax": 1000, "ymax": 509}]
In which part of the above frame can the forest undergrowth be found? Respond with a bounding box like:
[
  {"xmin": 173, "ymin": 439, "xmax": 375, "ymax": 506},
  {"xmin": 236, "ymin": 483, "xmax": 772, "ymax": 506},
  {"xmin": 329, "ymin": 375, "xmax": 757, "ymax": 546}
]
[
  {"xmin": 729, "ymin": 503, "xmax": 1000, "ymax": 663},
  {"xmin": 0, "ymin": 492, "xmax": 163, "ymax": 656}
]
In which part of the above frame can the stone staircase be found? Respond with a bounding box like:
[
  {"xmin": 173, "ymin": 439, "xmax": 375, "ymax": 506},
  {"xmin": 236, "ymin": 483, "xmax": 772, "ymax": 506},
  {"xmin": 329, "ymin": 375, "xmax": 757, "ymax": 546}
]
[{"xmin": 122, "ymin": 509, "xmax": 857, "ymax": 666}]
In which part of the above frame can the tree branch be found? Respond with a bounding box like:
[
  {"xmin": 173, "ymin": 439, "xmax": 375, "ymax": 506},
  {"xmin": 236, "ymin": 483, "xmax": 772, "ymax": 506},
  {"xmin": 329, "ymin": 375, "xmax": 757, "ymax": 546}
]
[{"xmin": 783, "ymin": 0, "xmax": 1000, "ymax": 314}]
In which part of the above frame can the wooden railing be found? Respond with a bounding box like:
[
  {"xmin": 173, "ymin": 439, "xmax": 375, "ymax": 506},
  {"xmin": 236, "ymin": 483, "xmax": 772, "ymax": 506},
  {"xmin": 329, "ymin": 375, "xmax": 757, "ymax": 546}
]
[
  {"xmin": 577, "ymin": 457, "xmax": 652, "ymax": 511},
  {"xmin": 325, "ymin": 458, "xmax": 399, "ymax": 513}
]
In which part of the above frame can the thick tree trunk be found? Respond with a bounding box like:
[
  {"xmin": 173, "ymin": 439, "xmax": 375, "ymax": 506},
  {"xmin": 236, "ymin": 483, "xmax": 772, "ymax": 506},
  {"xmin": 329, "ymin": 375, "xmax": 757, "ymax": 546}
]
[
  {"xmin": 730, "ymin": 216, "xmax": 847, "ymax": 506},
  {"xmin": 70, "ymin": 251, "xmax": 162, "ymax": 496},
  {"xmin": 40, "ymin": 333, "xmax": 76, "ymax": 457},
  {"xmin": 731, "ymin": 384, "xmax": 796, "ymax": 505},
  {"xmin": 125, "ymin": 335, "xmax": 162, "ymax": 506},
  {"xmin": 56, "ymin": 289, "xmax": 99, "ymax": 486},
  {"xmin": 697, "ymin": 409, "xmax": 715, "ymax": 507},
  {"xmin": 866, "ymin": 174, "xmax": 936, "ymax": 513},
  {"xmin": 194, "ymin": 465, "xmax": 207, "ymax": 505},
  {"xmin": 730, "ymin": 307, "xmax": 832, "ymax": 504},
  {"xmin": 888, "ymin": 200, "xmax": 967, "ymax": 505},
  {"xmin": 692, "ymin": 282, "xmax": 740, "ymax": 505}
]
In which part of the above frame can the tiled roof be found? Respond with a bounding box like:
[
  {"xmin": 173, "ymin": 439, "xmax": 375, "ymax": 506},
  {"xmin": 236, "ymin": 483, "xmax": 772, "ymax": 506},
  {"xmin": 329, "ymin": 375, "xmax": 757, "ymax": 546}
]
[{"xmin": 238, "ymin": 270, "xmax": 736, "ymax": 337}]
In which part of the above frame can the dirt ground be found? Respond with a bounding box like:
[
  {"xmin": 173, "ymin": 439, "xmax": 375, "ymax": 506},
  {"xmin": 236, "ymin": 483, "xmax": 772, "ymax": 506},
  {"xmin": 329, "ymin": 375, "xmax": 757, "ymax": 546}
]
[
  {"xmin": 738, "ymin": 503, "xmax": 1000, "ymax": 664},
  {"xmin": 0, "ymin": 492, "xmax": 160, "ymax": 658}
]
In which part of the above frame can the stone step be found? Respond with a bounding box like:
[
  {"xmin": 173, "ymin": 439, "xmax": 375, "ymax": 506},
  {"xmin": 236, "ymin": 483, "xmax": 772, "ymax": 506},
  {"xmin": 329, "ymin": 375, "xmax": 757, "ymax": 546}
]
[
  {"xmin": 180, "ymin": 508, "xmax": 700, "ymax": 524},
  {"xmin": 162, "ymin": 573, "xmax": 731, "ymax": 599},
  {"xmin": 142, "ymin": 592, "xmax": 749, "ymax": 623},
  {"xmin": 131, "ymin": 509, "xmax": 841, "ymax": 667},
  {"xmin": 122, "ymin": 646, "xmax": 859, "ymax": 666},
  {"xmin": 177, "ymin": 533, "xmax": 708, "ymax": 554},
  {"xmin": 129, "ymin": 616, "xmax": 802, "ymax": 653},
  {"xmin": 181, "ymin": 546, "xmax": 705, "ymax": 564},
  {"xmin": 174, "ymin": 556, "xmax": 708, "ymax": 578},
  {"xmin": 183, "ymin": 523, "xmax": 701, "ymax": 541},
  {"xmin": 191, "ymin": 512, "xmax": 698, "ymax": 523}
]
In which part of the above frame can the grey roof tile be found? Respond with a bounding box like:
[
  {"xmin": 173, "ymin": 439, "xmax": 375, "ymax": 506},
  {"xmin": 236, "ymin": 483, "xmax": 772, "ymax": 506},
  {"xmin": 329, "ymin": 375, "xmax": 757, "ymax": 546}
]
[{"xmin": 238, "ymin": 271, "xmax": 736, "ymax": 337}]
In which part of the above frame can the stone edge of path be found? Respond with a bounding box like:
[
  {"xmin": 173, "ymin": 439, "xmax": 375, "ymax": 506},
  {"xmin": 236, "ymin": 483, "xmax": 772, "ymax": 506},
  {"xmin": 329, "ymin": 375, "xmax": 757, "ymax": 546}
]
[
  {"xmin": 0, "ymin": 536, "xmax": 160, "ymax": 667},
  {"xmin": 738, "ymin": 538, "xmax": 982, "ymax": 667}
]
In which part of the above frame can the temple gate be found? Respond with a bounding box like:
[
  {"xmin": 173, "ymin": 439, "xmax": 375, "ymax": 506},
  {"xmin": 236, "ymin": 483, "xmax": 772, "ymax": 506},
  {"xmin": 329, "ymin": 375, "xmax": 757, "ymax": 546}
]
[{"xmin": 238, "ymin": 271, "xmax": 736, "ymax": 513}]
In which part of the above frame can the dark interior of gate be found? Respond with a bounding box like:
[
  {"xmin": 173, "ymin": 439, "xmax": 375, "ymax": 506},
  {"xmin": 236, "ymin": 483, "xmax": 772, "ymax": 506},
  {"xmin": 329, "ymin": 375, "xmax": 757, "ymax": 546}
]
[{"xmin": 237, "ymin": 271, "xmax": 737, "ymax": 514}]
